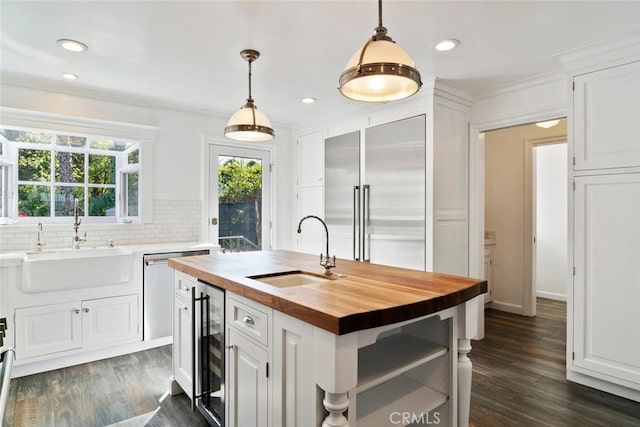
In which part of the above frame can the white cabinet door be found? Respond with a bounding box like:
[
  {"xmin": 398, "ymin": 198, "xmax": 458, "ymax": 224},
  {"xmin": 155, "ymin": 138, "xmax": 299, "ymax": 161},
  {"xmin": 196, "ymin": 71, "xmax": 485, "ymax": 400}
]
[
  {"xmin": 573, "ymin": 61, "xmax": 640, "ymax": 170},
  {"xmin": 15, "ymin": 301, "xmax": 82, "ymax": 359},
  {"xmin": 228, "ymin": 328, "xmax": 268, "ymax": 427},
  {"xmin": 82, "ymin": 294, "xmax": 139, "ymax": 348},
  {"xmin": 573, "ymin": 173, "xmax": 640, "ymax": 387},
  {"xmin": 297, "ymin": 131, "xmax": 324, "ymax": 187},
  {"xmin": 174, "ymin": 295, "xmax": 193, "ymax": 398},
  {"xmin": 272, "ymin": 311, "xmax": 315, "ymax": 427}
]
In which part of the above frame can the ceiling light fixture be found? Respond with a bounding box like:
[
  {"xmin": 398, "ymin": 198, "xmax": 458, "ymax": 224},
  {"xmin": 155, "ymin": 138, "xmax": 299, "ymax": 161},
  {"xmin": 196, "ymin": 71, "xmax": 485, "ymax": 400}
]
[
  {"xmin": 535, "ymin": 119, "xmax": 560, "ymax": 129},
  {"xmin": 57, "ymin": 39, "xmax": 88, "ymax": 52},
  {"xmin": 435, "ymin": 39, "xmax": 460, "ymax": 52},
  {"xmin": 62, "ymin": 72, "xmax": 78, "ymax": 80},
  {"xmin": 301, "ymin": 97, "xmax": 316, "ymax": 104},
  {"xmin": 339, "ymin": 0, "xmax": 422, "ymax": 102},
  {"xmin": 224, "ymin": 49, "xmax": 275, "ymax": 142}
]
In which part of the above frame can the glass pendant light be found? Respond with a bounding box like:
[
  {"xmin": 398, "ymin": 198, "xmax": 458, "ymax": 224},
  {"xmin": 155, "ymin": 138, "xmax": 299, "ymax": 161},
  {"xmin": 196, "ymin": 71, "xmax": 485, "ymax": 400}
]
[
  {"xmin": 339, "ymin": 0, "xmax": 422, "ymax": 102},
  {"xmin": 225, "ymin": 49, "xmax": 275, "ymax": 142}
]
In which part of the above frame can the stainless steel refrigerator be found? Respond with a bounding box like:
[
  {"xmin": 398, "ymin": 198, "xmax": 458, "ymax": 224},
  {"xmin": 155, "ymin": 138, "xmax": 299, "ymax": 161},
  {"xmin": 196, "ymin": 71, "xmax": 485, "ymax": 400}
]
[{"xmin": 325, "ymin": 114, "xmax": 426, "ymax": 270}]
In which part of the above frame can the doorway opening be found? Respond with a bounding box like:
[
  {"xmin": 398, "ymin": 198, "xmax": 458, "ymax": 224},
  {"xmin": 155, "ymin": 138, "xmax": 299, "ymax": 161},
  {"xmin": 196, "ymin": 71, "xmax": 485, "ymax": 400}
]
[
  {"xmin": 209, "ymin": 145, "xmax": 271, "ymax": 252},
  {"xmin": 483, "ymin": 119, "xmax": 567, "ymax": 316}
]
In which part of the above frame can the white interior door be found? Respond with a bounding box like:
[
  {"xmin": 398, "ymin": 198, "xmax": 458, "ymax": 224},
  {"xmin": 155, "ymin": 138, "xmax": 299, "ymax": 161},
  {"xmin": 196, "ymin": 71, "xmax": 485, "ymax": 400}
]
[{"xmin": 209, "ymin": 145, "xmax": 271, "ymax": 251}]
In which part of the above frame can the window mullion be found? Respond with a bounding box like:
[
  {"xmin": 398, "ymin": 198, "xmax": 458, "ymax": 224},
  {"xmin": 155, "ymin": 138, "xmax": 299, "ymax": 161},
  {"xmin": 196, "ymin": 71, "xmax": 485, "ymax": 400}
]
[
  {"xmin": 84, "ymin": 151, "xmax": 89, "ymax": 218},
  {"xmin": 49, "ymin": 134, "xmax": 55, "ymax": 218}
]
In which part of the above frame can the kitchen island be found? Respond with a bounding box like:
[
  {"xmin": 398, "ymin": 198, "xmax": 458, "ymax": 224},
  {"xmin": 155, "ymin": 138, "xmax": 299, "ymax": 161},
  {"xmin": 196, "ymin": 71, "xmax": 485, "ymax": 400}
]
[{"xmin": 169, "ymin": 250, "xmax": 486, "ymax": 427}]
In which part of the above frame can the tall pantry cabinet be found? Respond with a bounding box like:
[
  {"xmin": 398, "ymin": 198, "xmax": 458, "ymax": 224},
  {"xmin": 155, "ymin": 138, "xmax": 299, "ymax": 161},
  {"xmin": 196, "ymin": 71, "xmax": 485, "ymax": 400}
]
[{"xmin": 562, "ymin": 37, "xmax": 640, "ymax": 401}]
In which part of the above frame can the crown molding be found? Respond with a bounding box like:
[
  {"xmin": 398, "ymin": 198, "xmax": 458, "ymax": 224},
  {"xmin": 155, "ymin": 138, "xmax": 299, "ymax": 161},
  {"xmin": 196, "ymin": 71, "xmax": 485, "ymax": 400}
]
[{"xmin": 557, "ymin": 32, "xmax": 640, "ymax": 75}]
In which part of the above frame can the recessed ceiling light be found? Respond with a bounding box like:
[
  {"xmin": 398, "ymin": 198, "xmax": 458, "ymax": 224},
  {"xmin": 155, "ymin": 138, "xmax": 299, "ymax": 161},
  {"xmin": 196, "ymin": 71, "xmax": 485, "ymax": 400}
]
[
  {"xmin": 434, "ymin": 39, "xmax": 460, "ymax": 52},
  {"xmin": 301, "ymin": 97, "xmax": 316, "ymax": 104},
  {"xmin": 62, "ymin": 72, "xmax": 78, "ymax": 80},
  {"xmin": 57, "ymin": 39, "xmax": 88, "ymax": 52},
  {"xmin": 535, "ymin": 119, "xmax": 560, "ymax": 129}
]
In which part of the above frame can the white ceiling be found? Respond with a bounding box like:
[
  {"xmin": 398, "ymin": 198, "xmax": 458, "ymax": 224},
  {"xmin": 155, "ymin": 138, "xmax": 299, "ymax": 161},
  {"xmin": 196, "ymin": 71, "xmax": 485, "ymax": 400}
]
[{"xmin": 2, "ymin": 1, "xmax": 640, "ymax": 127}]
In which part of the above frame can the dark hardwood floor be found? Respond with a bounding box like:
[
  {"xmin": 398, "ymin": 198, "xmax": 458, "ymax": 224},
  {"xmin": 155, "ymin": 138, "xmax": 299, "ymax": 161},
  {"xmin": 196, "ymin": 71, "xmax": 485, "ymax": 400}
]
[
  {"xmin": 470, "ymin": 298, "xmax": 640, "ymax": 427},
  {"xmin": 2, "ymin": 345, "xmax": 207, "ymax": 427},
  {"xmin": 3, "ymin": 298, "xmax": 639, "ymax": 426}
]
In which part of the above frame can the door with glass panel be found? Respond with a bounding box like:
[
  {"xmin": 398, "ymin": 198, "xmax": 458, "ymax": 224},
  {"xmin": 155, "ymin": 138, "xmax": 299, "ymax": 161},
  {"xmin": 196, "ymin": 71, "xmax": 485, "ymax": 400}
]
[{"xmin": 209, "ymin": 145, "xmax": 270, "ymax": 251}]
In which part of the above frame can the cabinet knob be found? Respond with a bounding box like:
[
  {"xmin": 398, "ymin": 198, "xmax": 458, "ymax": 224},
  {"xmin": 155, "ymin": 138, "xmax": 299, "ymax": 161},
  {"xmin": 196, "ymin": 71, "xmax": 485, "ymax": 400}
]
[
  {"xmin": 83, "ymin": 308, "xmax": 90, "ymax": 313},
  {"xmin": 242, "ymin": 315, "xmax": 255, "ymax": 325},
  {"xmin": 73, "ymin": 309, "xmax": 80, "ymax": 314},
  {"xmin": 182, "ymin": 305, "xmax": 189, "ymax": 311}
]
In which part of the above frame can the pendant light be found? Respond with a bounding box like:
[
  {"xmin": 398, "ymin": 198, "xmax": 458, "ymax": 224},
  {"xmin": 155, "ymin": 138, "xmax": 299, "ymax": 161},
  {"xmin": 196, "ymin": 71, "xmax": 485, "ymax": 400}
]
[
  {"xmin": 339, "ymin": 0, "xmax": 422, "ymax": 102},
  {"xmin": 224, "ymin": 49, "xmax": 275, "ymax": 142}
]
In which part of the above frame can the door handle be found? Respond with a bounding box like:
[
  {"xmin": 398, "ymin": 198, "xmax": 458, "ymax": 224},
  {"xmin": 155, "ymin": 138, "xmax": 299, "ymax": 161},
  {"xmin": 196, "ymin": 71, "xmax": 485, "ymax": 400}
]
[
  {"xmin": 353, "ymin": 185, "xmax": 360, "ymax": 261},
  {"xmin": 363, "ymin": 184, "xmax": 370, "ymax": 262}
]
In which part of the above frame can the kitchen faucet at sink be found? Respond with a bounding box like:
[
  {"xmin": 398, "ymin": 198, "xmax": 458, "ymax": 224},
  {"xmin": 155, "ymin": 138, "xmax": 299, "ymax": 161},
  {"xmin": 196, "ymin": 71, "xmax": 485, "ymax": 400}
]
[
  {"xmin": 35, "ymin": 222, "xmax": 45, "ymax": 251},
  {"xmin": 297, "ymin": 215, "xmax": 336, "ymax": 275},
  {"xmin": 72, "ymin": 198, "xmax": 87, "ymax": 249}
]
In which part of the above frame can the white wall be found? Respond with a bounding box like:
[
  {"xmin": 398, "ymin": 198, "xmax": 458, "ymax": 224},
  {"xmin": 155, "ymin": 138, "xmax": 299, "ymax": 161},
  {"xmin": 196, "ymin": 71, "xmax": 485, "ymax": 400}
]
[
  {"xmin": 0, "ymin": 83, "xmax": 295, "ymax": 251},
  {"xmin": 484, "ymin": 121, "xmax": 567, "ymax": 313},
  {"xmin": 535, "ymin": 143, "xmax": 568, "ymax": 300}
]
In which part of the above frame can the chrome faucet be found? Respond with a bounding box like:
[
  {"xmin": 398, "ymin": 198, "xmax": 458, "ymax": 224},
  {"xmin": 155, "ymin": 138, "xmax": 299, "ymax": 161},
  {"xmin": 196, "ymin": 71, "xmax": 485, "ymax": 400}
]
[
  {"xmin": 297, "ymin": 215, "xmax": 336, "ymax": 275},
  {"xmin": 72, "ymin": 198, "xmax": 87, "ymax": 249},
  {"xmin": 35, "ymin": 222, "xmax": 44, "ymax": 251}
]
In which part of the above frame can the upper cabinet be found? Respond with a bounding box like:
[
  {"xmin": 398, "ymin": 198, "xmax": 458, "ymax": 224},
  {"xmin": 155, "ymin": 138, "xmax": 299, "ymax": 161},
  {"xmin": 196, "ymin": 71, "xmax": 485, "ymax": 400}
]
[
  {"xmin": 297, "ymin": 131, "xmax": 324, "ymax": 187},
  {"xmin": 573, "ymin": 61, "xmax": 640, "ymax": 171}
]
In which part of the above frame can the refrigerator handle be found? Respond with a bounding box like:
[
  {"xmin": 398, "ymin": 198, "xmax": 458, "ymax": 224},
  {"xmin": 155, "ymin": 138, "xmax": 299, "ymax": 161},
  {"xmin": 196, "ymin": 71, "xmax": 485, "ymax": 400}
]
[
  {"xmin": 191, "ymin": 287, "xmax": 197, "ymax": 411},
  {"xmin": 363, "ymin": 184, "xmax": 370, "ymax": 262},
  {"xmin": 353, "ymin": 185, "xmax": 360, "ymax": 261}
]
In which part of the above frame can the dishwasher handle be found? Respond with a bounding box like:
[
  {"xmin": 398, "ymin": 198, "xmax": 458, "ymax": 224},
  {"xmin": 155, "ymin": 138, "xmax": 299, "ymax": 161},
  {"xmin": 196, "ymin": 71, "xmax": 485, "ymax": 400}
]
[
  {"xmin": 144, "ymin": 259, "xmax": 169, "ymax": 266},
  {"xmin": 0, "ymin": 348, "xmax": 15, "ymax": 424}
]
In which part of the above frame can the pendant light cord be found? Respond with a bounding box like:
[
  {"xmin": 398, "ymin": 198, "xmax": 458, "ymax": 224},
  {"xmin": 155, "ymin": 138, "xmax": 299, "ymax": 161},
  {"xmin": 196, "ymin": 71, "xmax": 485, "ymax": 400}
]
[
  {"xmin": 247, "ymin": 58, "xmax": 257, "ymax": 126},
  {"xmin": 356, "ymin": 0, "xmax": 390, "ymax": 71},
  {"xmin": 247, "ymin": 59, "xmax": 254, "ymax": 103}
]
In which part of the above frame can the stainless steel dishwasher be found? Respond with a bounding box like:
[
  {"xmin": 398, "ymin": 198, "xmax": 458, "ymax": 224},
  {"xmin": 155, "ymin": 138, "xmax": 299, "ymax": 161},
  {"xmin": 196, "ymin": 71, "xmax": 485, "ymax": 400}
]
[{"xmin": 143, "ymin": 250, "xmax": 209, "ymax": 340}]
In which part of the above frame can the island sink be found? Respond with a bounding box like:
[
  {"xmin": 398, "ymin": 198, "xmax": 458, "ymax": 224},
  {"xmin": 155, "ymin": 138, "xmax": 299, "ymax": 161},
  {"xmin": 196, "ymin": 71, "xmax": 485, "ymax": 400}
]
[{"xmin": 249, "ymin": 271, "xmax": 333, "ymax": 288}]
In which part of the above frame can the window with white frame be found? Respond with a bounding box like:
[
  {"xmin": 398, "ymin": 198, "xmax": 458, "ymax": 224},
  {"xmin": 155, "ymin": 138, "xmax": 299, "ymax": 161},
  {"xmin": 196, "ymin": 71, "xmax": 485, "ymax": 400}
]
[{"xmin": 0, "ymin": 126, "xmax": 141, "ymax": 223}]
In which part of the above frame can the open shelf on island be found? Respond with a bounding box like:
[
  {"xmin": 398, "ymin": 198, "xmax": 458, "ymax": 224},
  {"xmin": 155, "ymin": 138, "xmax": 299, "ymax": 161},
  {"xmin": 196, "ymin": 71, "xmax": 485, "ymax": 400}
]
[
  {"xmin": 356, "ymin": 375, "xmax": 447, "ymax": 427},
  {"xmin": 357, "ymin": 333, "xmax": 448, "ymax": 393}
]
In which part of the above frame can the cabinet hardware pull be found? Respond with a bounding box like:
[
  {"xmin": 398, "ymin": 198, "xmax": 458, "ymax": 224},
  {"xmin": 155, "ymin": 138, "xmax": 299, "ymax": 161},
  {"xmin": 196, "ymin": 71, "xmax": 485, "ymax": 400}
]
[
  {"xmin": 241, "ymin": 315, "xmax": 254, "ymax": 325},
  {"xmin": 182, "ymin": 305, "xmax": 189, "ymax": 311},
  {"xmin": 73, "ymin": 309, "xmax": 80, "ymax": 314},
  {"xmin": 83, "ymin": 308, "xmax": 90, "ymax": 313}
]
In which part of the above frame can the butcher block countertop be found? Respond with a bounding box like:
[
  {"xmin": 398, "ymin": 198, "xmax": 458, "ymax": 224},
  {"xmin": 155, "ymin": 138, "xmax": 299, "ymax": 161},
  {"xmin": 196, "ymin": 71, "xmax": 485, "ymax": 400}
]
[{"xmin": 168, "ymin": 250, "xmax": 487, "ymax": 335}]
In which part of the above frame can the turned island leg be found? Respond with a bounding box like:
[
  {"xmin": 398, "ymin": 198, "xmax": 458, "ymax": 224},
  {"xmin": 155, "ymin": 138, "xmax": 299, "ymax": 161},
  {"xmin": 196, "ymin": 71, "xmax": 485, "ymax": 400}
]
[
  {"xmin": 458, "ymin": 338, "xmax": 473, "ymax": 427},
  {"xmin": 322, "ymin": 391, "xmax": 350, "ymax": 427}
]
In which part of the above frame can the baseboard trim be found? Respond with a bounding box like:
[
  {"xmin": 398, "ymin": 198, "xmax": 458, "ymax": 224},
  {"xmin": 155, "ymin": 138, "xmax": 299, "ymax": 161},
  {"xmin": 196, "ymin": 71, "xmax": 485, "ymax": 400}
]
[
  {"xmin": 488, "ymin": 300, "xmax": 524, "ymax": 315},
  {"xmin": 567, "ymin": 369, "xmax": 640, "ymax": 402},
  {"xmin": 12, "ymin": 336, "xmax": 173, "ymax": 378},
  {"xmin": 536, "ymin": 291, "xmax": 567, "ymax": 301}
]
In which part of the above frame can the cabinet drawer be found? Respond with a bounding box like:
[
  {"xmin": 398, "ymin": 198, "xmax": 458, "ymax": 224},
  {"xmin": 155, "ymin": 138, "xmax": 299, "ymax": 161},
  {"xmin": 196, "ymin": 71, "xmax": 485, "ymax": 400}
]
[
  {"xmin": 228, "ymin": 296, "xmax": 270, "ymax": 346},
  {"xmin": 175, "ymin": 271, "xmax": 197, "ymax": 302}
]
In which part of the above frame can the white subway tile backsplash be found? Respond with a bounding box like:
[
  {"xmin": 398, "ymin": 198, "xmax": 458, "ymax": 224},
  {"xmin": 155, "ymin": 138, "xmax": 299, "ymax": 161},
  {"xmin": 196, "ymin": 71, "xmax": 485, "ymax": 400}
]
[{"xmin": 0, "ymin": 199, "xmax": 202, "ymax": 251}]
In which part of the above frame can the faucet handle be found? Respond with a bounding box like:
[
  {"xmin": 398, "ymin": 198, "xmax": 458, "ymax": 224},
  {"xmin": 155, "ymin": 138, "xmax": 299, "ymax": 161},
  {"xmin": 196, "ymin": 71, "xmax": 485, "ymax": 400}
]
[{"xmin": 320, "ymin": 254, "xmax": 336, "ymax": 275}]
